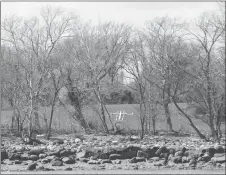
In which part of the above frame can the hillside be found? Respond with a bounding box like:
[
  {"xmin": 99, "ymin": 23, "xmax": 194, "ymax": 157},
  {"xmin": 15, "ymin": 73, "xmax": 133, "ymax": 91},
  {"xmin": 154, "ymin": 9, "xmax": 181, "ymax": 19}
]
[{"xmin": 1, "ymin": 103, "xmax": 225, "ymax": 134}]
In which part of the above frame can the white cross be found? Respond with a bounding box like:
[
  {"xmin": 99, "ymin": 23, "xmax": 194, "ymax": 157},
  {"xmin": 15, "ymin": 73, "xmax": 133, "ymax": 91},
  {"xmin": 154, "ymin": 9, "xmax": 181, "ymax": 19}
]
[{"xmin": 110, "ymin": 110, "xmax": 133, "ymax": 121}]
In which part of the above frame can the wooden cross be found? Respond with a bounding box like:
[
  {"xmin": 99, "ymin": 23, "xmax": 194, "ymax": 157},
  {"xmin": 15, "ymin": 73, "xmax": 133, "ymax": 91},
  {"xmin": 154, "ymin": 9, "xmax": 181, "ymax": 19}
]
[{"xmin": 110, "ymin": 110, "xmax": 133, "ymax": 121}]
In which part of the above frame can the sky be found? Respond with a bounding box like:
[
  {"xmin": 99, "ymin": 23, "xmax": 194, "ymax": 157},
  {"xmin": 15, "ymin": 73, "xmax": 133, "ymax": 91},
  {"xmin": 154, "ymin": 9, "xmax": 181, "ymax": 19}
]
[{"xmin": 1, "ymin": 2, "xmax": 220, "ymax": 28}]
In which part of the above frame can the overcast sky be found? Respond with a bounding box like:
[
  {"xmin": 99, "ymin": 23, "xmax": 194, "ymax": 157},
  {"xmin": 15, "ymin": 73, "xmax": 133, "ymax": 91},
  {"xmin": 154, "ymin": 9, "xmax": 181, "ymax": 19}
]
[{"xmin": 2, "ymin": 2, "xmax": 219, "ymax": 27}]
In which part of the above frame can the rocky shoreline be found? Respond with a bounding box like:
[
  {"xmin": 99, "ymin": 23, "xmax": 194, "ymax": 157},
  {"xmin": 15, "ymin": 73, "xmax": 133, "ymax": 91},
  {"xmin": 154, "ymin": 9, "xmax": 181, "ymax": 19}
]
[{"xmin": 1, "ymin": 134, "xmax": 226, "ymax": 172}]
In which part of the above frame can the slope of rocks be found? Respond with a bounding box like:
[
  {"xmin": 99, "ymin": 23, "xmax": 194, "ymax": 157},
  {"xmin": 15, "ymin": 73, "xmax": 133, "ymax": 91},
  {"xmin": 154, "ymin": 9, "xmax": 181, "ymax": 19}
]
[{"xmin": 1, "ymin": 134, "xmax": 226, "ymax": 171}]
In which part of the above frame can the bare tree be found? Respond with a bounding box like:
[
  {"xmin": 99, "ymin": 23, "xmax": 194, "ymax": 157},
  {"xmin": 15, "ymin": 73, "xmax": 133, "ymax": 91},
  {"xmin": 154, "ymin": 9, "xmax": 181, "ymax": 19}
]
[
  {"xmin": 187, "ymin": 12, "xmax": 224, "ymax": 140},
  {"xmin": 1, "ymin": 6, "xmax": 76, "ymax": 137},
  {"xmin": 67, "ymin": 22, "xmax": 131, "ymax": 133},
  {"xmin": 135, "ymin": 17, "xmax": 187, "ymax": 133},
  {"xmin": 123, "ymin": 41, "xmax": 148, "ymax": 139}
]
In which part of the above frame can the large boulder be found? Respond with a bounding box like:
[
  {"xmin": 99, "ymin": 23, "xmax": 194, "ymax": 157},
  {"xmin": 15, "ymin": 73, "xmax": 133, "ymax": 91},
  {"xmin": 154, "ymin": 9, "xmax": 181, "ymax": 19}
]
[
  {"xmin": 29, "ymin": 155, "xmax": 39, "ymax": 161},
  {"xmin": 62, "ymin": 157, "xmax": 75, "ymax": 164},
  {"xmin": 137, "ymin": 150, "xmax": 149, "ymax": 158},
  {"xmin": 28, "ymin": 149, "xmax": 44, "ymax": 156},
  {"xmin": 109, "ymin": 154, "xmax": 122, "ymax": 160},
  {"xmin": 172, "ymin": 156, "xmax": 182, "ymax": 164},
  {"xmin": 155, "ymin": 146, "xmax": 168, "ymax": 157},
  {"xmin": 214, "ymin": 145, "xmax": 224, "ymax": 153},
  {"xmin": 205, "ymin": 147, "xmax": 216, "ymax": 157},
  {"xmin": 168, "ymin": 148, "xmax": 176, "ymax": 155},
  {"xmin": 211, "ymin": 156, "xmax": 226, "ymax": 163},
  {"xmin": 51, "ymin": 160, "xmax": 63, "ymax": 166},
  {"xmin": 119, "ymin": 150, "xmax": 137, "ymax": 159},
  {"xmin": 76, "ymin": 150, "xmax": 88, "ymax": 159},
  {"xmin": 214, "ymin": 153, "xmax": 225, "ymax": 158},
  {"xmin": 60, "ymin": 150, "xmax": 74, "ymax": 157},
  {"xmin": 141, "ymin": 147, "xmax": 156, "ymax": 158},
  {"xmin": 48, "ymin": 148, "xmax": 64, "ymax": 157},
  {"xmin": 8, "ymin": 153, "xmax": 21, "ymax": 160},
  {"xmin": 26, "ymin": 163, "xmax": 37, "ymax": 170},
  {"xmin": 1, "ymin": 150, "xmax": 8, "ymax": 161}
]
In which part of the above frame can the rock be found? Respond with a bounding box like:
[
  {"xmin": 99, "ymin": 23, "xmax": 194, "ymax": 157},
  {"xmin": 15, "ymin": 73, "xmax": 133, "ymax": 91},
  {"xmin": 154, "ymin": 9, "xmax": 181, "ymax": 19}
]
[
  {"xmin": 78, "ymin": 158, "xmax": 89, "ymax": 163},
  {"xmin": 14, "ymin": 160, "xmax": 22, "ymax": 164},
  {"xmin": 76, "ymin": 151, "xmax": 87, "ymax": 159},
  {"xmin": 214, "ymin": 145, "xmax": 224, "ymax": 153},
  {"xmin": 41, "ymin": 158, "xmax": 49, "ymax": 164},
  {"xmin": 62, "ymin": 157, "xmax": 75, "ymax": 164},
  {"xmin": 129, "ymin": 157, "xmax": 137, "ymax": 163},
  {"xmin": 26, "ymin": 163, "xmax": 37, "ymax": 170},
  {"xmin": 155, "ymin": 146, "xmax": 168, "ymax": 157},
  {"xmin": 48, "ymin": 149, "xmax": 63, "ymax": 157},
  {"xmin": 46, "ymin": 155, "xmax": 56, "ymax": 161},
  {"xmin": 36, "ymin": 166, "xmax": 45, "ymax": 171},
  {"xmin": 140, "ymin": 147, "xmax": 153, "ymax": 158},
  {"xmin": 149, "ymin": 157, "xmax": 160, "ymax": 162},
  {"xmin": 182, "ymin": 156, "xmax": 189, "ymax": 163},
  {"xmin": 51, "ymin": 160, "xmax": 63, "ymax": 166},
  {"xmin": 184, "ymin": 151, "xmax": 190, "ymax": 157},
  {"xmin": 53, "ymin": 139, "xmax": 64, "ymax": 145},
  {"xmin": 168, "ymin": 148, "xmax": 176, "ymax": 155},
  {"xmin": 214, "ymin": 153, "xmax": 225, "ymax": 157},
  {"xmin": 43, "ymin": 168, "xmax": 55, "ymax": 171},
  {"xmin": 101, "ymin": 159, "xmax": 112, "ymax": 164},
  {"xmin": 172, "ymin": 156, "xmax": 182, "ymax": 164},
  {"xmin": 189, "ymin": 158, "xmax": 197, "ymax": 167},
  {"xmin": 126, "ymin": 146, "xmax": 141, "ymax": 152},
  {"xmin": 154, "ymin": 160, "xmax": 165, "ymax": 166},
  {"xmin": 90, "ymin": 155, "xmax": 97, "ymax": 160},
  {"xmin": 65, "ymin": 167, "xmax": 72, "ymax": 171},
  {"xmin": 135, "ymin": 157, "xmax": 146, "ymax": 163},
  {"xmin": 109, "ymin": 154, "xmax": 122, "ymax": 160},
  {"xmin": 160, "ymin": 153, "xmax": 169, "ymax": 159},
  {"xmin": 175, "ymin": 151, "xmax": 184, "ymax": 157},
  {"xmin": 120, "ymin": 151, "xmax": 137, "ymax": 159},
  {"xmin": 1, "ymin": 150, "xmax": 8, "ymax": 161},
  {"xmin": 39, "ymin": 154, "xmax": 46, "ymax": 159},
  {"xmin": 205, "ymin": 147, "xmax": 216, "ymax": 157},
  {"xmin": 60, "ymin": 150, "xmax": 73, "ymax": 157},
  {"xmin": 74, "ymin": 138, "xmax": 81, "ymax": 143},
  {"xmin": 130, "ymin": 135, "xmax": 139, "ymax": 141},
  {"xmin": 8, "ymin": 153, "xmax": 21, "ymax": 160},
  {"xmin": 197, "ymin": 153, "xmax": 211, "ymax": 162},
  {"xmin": 112, "ymin": 141, "xmax": 118, "ymax": 145},
  {"xmin": 88, "ymin": 160, "xmax": 100, "ymax": 164},
  {"xmin": 28, "ymin": 149, "xmax": 44, "ymax": 155},
  {"xmin": 113, "ymin": 160, "xmax": 121, "ymax": 164},
  {"xmin": 137, "ymin": 150, "xmax": 149, "ymax": 158},
  {"xmin": 29, "ymin": 155, "xmax": 38, "ymax": 161},
  {"xmin": 4, "ymin": 159, "xmax": 13, "ymax": 165},
  {"xmin": 211, "ymin": 156, "xmax": 226, "ymax": 163}
]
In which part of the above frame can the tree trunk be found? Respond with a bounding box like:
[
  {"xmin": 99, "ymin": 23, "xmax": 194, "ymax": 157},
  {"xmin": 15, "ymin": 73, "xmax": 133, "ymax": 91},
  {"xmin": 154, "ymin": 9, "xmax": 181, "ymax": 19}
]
[
  {"xmin": 152, "ymin": 114, "xmax": 156, "ymax": 135},
  {"xmin": 163, "ymin": 101, "xmax": 173, "ymax": 132},
  {"xmin": 33, "ymin": 105, "xmax": 40, "ymax": 131},
  {"xmin": 103, "ymin": 104, "xmax": 115, "ymax": 131},
  {"xmin": 16, "ymin": 113, "xmax": 20, "ymax": 133},
  {"xmin": 163, "ymin": 73, "xmax": 173, "ymax": 132},
  {"xmin": 206, "ymin": 64, "xmax": 217, "ymax": 139},
  {"xmin": 100, "ymin": 101, "xmax": 109, "ymax": 134},
  {"xmin": 139, "ymin": 102, "xmax": 145, "ymax": 139},
  {"xmin": 95, "ymin": 88, "xmax": 109, "ymax": 134},
  {"xmin": 172, "ymin": 97, "xmax": 207, "ymax": 140},
  {"xmin": 47, "ymin": 95, "xmax": 57, "ymax": 140},
  {"xmin": 76, "ymin": 109, "xmax": 90, "ymax": 132}
]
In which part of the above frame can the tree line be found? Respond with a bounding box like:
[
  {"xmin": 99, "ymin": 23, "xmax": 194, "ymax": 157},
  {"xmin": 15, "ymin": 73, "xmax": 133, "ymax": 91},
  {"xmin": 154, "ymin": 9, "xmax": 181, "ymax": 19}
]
[{"xmin": 1, "ymin": 5, "xmax": 225, "ymax": 142}]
